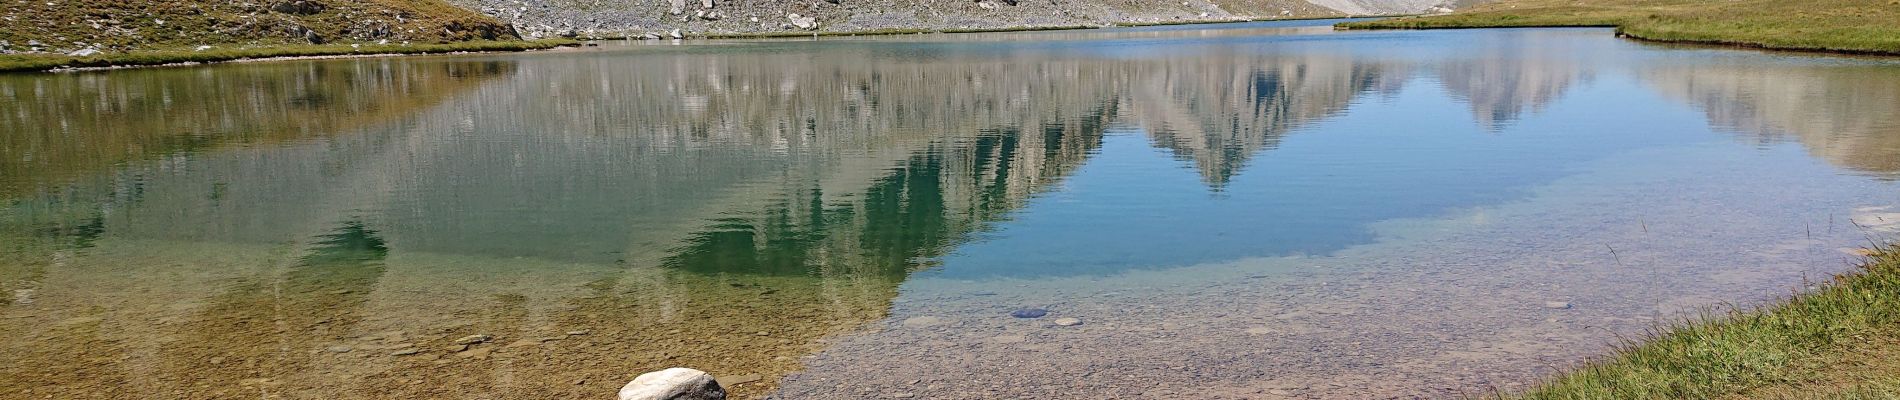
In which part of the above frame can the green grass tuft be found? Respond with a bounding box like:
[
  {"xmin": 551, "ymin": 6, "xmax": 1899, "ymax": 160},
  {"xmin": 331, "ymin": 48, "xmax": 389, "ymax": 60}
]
[{"xmin": 1513, "ymin": 248, "xmax": 1900, "ymax": 398}]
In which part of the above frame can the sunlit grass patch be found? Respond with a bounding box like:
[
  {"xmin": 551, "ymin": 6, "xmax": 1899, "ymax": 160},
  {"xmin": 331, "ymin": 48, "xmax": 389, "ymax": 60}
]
[
  {"xmin": 1511, "ymin": 249, "xmax": 1900, "ymax": 398},
  {"xmin": 1338, "ymin": 0, "xmax": 1900, "ymax": 55}
]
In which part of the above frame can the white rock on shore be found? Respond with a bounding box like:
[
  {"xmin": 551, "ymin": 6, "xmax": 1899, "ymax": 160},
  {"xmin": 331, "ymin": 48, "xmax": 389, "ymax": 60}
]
[
  {"xmin": 787, "ymin": 13, "xmax": 817, "ymax": 30},
  {"xmin": 619, "ymin": 368, "xmax": 727, "ymax": 400}
]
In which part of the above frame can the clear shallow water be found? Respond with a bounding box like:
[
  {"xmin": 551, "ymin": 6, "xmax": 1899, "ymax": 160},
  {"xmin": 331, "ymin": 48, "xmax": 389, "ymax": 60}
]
[{"xmin": 2, "ymin": 20, "xmax": 1899, "ymax": 399}]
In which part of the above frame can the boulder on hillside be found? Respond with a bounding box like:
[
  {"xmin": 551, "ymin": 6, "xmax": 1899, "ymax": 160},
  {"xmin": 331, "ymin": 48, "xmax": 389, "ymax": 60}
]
[{"xmin": 271, "ymin": 0, "xmax": 326, "ymax": 15}]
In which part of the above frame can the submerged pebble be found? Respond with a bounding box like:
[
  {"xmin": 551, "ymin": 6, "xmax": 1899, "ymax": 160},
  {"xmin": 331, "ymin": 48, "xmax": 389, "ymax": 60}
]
[
  {"xmin": 1053, "ymin": 317, "xmax": 1082, "ymax": 326},
  {"xmin": 1010, "ymin": 308, "xmax": 1049, "ymax": 318},
  {"xmin": 901, "ymin": 316, "xmax": 945, "ymax": 327}
]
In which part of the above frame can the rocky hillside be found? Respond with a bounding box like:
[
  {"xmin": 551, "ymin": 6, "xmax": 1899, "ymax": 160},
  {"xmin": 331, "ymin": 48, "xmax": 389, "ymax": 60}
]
[
  {"xmin": 0, "ymin": 0, "xmax": 520, "ymax": 55},
  {"xmin": 0, "ymin": 0, "xmax": 1457, "ymax": 56},
  {"xmin": 446, "ymin": 0, "xmax": 1455, "ymax": 39}
]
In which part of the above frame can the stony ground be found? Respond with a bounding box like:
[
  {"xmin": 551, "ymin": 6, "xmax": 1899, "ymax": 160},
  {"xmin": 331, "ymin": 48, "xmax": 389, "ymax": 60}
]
[
  {"xmin": 0, "ymin": 0, "xmax": 1453, "ymax": 56},
  {"xmin": 0, "ymin": 0, "xmax": 519, "ymax": 55}
]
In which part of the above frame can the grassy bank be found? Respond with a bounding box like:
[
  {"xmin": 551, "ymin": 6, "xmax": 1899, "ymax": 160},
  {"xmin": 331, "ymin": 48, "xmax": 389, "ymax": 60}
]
[
  {"xmin": 0, "ymin": 39, "xmax": 576, "ymax": 73},
  {"xmin": 1514, "ymin": 249, "xmax": 1900, "ymax": 398},
  {"xmin": 1338, "ymin": 0, "xmax": 1900, "ymax": 55}
]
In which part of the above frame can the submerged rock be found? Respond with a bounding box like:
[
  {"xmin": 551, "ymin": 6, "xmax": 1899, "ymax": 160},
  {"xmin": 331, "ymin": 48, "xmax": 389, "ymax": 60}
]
[
  {"xmin": 716, "ymin": 373, "xmax": 761, "ymax": 387},
  {"xmin": 454, "ymin": 334, "xmax": 493, "ymax": 345},
  {"xmin": 1009, "ymin": 308, "xmax": 1048, "ymax": 318},
  {"xmin": 1544, "ymin": 301, "xmax": 1573, "ymax": 309},
  {"xmin": 1053, "ymin": 317, "xmax": 1082, "ymax": 326},
  {"xmin": 901, "ymin": 316, "xmax": 945, "ymax": 327},
  {"xmin": 458, "ymin": 347, "xmax": 493, "ymax": 360},
  {"xmin": 620, "ymin": 368, "xmax": 726, "ymax": 400}
]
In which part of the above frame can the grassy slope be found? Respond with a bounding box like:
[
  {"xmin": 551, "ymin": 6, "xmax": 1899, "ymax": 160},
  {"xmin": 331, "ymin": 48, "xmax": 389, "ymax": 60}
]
[
  {"xmin": 1338, "ymin": 0, "xmax": 1900, "ymax": 55},
  {"xmin": 1516, "ymin": 249, "xmax": 1900, "ymax": 399},
  {"xmin": 0, "ymin": 0, "xmax": 567, "ymax": 72}
]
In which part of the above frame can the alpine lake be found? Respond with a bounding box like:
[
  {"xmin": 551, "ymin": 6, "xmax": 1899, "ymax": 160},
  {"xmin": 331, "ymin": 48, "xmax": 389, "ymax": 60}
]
[{"xmin": 3, "ymin": 19, "xmax": 1899, "ymax": 399}]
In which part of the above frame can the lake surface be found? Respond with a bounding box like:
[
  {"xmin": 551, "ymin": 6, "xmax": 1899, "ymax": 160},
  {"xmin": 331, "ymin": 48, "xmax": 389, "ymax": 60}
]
[{"xmin": 3, "ymin": 20, "xmax": 1899, "ymax": 399}]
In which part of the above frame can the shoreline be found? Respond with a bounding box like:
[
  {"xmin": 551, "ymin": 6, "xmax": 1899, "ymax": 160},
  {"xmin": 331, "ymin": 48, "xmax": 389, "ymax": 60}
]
[
  {"xmin": 0, "ymin": 16, "xmax": 1404, "ymax": 74},
  {"xmin": 0, "ymin": 39, "xmax": 581, "ymax": 74},
  {"xmin": 1613, "ymin": 30, "xmax": 1900, "ymax": 58},
  {"xmin": 1339, "ymin": 22, "xmax": 1900, "ymax": 58},
  {"xmin": 621, "ymin": 15, "xmax": 1404, "ymax": 40}
]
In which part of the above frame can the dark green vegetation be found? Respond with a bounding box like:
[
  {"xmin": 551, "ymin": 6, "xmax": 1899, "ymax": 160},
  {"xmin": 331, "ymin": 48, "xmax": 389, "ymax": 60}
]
[
  {"xmin": 1517, "ymin": 249, "xmax": 1900, "ymax": 399},
  {"xmin": 0, "ymin": 0, "xmax": 571, "ymax": 72},
  {"xmin": 1340, "ymin": 0, "xmax": 1900, "ymax": 55}
]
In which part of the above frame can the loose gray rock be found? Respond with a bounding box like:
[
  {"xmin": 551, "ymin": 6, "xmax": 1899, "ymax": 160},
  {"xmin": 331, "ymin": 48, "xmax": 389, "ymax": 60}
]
[
  {"xmin": 1544, "ymin": 301, "xmax": 1573, "ymax": 309},
  {"xmin": 67, "ymin": 48, "xmax": 100, "ymax": 57},
  {"xmin": 787, "ymin": 13, "xmax": 817, "ymax": 30},
  {"xmin": 669, "ymin": 29, "xmax": 684, "ymax": 39},
  {"xmin": 1009, "ymin": 308, "xmax": 1048, "ymax": 318},
  {"xmin": 272, "ymin": 0, "xmax": 326, "ymax": 15},
  {"xmin": 619, "ymin": 368, "xmax": 727, "ymax": 400}
]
